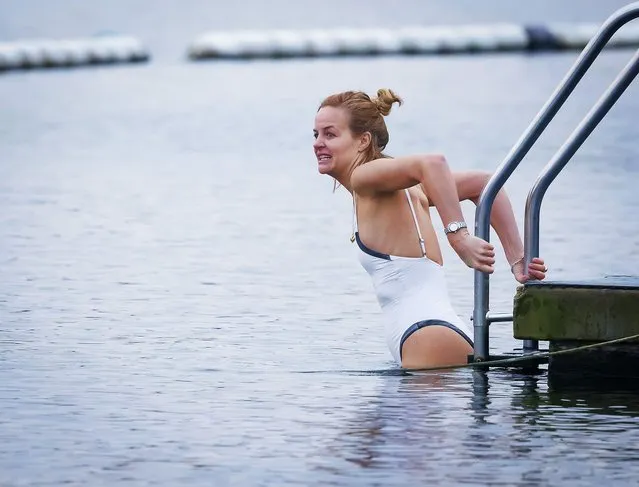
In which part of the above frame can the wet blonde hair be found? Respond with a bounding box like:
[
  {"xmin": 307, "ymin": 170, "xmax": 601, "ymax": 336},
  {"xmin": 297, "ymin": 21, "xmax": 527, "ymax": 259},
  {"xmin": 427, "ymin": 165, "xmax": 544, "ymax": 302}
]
[{"xmin": 318, "ymin": 88, "xmax": 403, "ymax": 164}]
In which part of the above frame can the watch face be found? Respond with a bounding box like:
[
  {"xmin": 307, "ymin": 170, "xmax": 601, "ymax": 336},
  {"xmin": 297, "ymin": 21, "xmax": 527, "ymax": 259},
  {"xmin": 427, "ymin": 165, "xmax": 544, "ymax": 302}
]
[{"xmin": 449, "ymin": 223, "xmax": 459, "ymax": 232}]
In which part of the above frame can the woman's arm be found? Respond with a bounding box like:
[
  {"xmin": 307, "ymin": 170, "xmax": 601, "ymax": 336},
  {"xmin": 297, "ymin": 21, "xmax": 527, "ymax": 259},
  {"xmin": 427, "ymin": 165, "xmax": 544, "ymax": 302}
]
[
  {"xmin": 452, "ymin": 171, "xmax": 547, "ymax": 282},
  {"xmin": 452, "ymin": 171, "xmax": 523, "ymax": 266},
  {"xmin": 351, "ymin": 155, "xmax": 496, "ymax": 274},
  {"xmin": 351, "ymin": 154, "xmax": 472, "ymax": 229}
]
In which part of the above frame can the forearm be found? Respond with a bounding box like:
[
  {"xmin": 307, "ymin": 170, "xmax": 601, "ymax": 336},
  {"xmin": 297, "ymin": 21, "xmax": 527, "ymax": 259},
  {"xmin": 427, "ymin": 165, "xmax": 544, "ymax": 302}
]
[
  {"xmin": 419, "ymin": 155, "xmax": 466, "ymax": 235},
  {"xmin": 480, "ymin": 188, "xmax": 524, "ymax": 266}
]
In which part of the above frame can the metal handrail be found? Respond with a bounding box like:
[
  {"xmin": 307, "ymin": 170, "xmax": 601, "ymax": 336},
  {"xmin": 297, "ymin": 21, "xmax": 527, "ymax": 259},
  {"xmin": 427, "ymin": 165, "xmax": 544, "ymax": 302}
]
[
  {"xmin": 472, "ymin": 2, "xmax": 639, "ymax": 361},
  {"xmin": 524, "ymin": 50, "xmax": 639, "ymax": 281},
  {"xmin": 522, "ymin": 48, "xmax": 639, "ymax": 354}
]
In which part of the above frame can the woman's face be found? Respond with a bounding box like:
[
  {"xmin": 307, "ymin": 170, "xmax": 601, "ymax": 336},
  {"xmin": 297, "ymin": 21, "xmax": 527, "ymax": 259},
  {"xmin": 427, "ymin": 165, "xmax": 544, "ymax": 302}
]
[{"xmin": 313, "ymin": 106, "xmax": 363, "ymax": 176}]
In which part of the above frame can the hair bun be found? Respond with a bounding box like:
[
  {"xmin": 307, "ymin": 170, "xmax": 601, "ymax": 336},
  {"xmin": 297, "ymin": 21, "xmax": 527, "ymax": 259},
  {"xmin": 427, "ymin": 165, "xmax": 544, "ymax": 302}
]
[{"xmin": 373, "ymin": 88, "xmax": 403, "ymax": 116}]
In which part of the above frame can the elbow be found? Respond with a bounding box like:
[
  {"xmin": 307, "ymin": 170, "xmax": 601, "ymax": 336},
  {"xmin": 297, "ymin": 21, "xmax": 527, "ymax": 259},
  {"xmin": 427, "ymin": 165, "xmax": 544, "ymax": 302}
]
[
  {"xmin": 472, "ymin": 172, "xmax": 493, "ymax": 204},
  {"xmin": 422, "ymin": 153, "xmax": 448, "ymax": 167},
  {"xmin": 419, "ymin": 153, "xmax": 448, "ymax": 177}
]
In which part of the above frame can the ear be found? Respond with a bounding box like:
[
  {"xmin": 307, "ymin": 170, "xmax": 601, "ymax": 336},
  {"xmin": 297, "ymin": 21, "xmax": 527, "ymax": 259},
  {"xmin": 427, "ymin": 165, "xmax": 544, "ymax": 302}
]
[{"xmin": 358, "ymin": 132, "xmax": 372, "ymax": 153}]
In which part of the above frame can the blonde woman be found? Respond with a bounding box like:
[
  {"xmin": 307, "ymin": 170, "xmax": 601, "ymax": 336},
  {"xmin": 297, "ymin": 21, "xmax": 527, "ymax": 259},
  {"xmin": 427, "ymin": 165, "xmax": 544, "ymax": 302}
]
[{"xmin": 312, "ymin": 89, "xmax": 547, "ymax": 369}]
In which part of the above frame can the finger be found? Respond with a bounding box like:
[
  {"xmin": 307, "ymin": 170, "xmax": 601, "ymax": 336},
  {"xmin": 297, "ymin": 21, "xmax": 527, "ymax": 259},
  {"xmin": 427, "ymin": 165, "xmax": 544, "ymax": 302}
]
[
  {"xmin": 528, "ymin": 269, "xmax": 546, "ymax": 280},
  {"xmin": 482, "ymin": 249, "xmax": 495, "ymax": 258},
  {"xmin": 474, "ymin": 261, "xmax": 494, "ymax": 273},
  {"xmin": 530, "ymin": 257, "xmax": 545, "ymax": 265},
  {"xmin": 480, "ymin": 255, "xmax": 495, "ymax": 265},
  {"xmin": 528, "ymin": 263, "xmax": 546, "ymax": 272},
  {"xmin": 480, "ymin": 264, "xmax": 494, "ymax": 274}
]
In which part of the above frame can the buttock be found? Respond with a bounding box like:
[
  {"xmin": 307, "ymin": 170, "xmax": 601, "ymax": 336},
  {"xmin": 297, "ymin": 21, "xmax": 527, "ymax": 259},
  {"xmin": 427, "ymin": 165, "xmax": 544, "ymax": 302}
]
[{"xmin": 399, "ymin": 319, "xmax": 474, "ymax": 362}]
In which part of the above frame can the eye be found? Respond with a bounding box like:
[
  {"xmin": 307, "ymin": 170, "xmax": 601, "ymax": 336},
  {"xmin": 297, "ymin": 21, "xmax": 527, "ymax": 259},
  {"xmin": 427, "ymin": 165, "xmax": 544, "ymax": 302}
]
[{"xmin": 326, "ymin": 132, "xmax": 336, "ymax": 139}]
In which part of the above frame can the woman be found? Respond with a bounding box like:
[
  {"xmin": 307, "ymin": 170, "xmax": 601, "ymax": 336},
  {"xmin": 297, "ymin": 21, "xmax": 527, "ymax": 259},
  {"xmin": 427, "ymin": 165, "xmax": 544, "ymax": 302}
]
[{"xmin": 313, "ymin": 88, "xmax": 547, "ymax": 369}]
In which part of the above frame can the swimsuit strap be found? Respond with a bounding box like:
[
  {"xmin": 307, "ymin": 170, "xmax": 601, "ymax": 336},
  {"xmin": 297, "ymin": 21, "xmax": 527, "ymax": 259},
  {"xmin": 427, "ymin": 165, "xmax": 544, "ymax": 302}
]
[
  {"xmin": 352, "ymin": 190, "xmax": 427, "ymax": 257},
  {"xmin": 404, "ymin": 189, "xmax": 427, "ymax": 257},
  {"xmin": 350, "ymin": 196, "xmax": 357, "ymax": 242}
]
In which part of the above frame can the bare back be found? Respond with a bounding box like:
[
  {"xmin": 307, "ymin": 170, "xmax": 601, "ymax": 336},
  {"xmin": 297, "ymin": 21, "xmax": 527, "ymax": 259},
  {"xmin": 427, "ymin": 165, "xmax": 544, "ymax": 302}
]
[{"xmin": 354, "ymin": 185, "xmax": 444, "ymax": 265}]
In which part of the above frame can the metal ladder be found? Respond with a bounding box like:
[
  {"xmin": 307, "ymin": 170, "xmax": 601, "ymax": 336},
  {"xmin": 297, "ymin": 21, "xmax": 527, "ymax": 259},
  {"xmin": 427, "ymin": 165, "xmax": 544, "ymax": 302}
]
[{"xmin": 472, "ymin": 2, "xmax": 639, "ymax": 362}]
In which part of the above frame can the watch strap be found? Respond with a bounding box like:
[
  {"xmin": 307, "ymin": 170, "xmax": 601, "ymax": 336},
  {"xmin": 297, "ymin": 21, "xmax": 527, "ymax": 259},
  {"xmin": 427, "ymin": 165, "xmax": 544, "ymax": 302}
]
[{"xmin": 444, "ymin": 221, "xmax": 467, "ymax": 234}]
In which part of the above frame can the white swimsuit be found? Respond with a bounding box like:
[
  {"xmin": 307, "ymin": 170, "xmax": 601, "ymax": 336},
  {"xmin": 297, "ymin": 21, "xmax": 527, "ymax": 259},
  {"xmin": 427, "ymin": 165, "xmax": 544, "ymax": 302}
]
[{"xmin": 354, "ymin": 189, "xmax": 474, "ymax": 365}]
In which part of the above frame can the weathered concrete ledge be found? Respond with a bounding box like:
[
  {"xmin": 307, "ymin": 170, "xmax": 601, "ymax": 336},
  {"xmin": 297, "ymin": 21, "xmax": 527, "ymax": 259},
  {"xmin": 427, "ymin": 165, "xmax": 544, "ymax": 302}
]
[
  {"xmin": 514, "ymin": 276, "xmax": 639, "ymax": 379},
  {"xmin": 513, "ymin": 276, "xmax": 639, "ymax": 341}
]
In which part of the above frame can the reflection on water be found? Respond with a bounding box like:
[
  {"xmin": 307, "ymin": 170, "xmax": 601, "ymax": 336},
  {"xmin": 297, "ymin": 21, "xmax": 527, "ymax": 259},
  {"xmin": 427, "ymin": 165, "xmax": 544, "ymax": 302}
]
[{"xmin": 315, "ymin": 370, "xmax": 639, "ymax": 485}]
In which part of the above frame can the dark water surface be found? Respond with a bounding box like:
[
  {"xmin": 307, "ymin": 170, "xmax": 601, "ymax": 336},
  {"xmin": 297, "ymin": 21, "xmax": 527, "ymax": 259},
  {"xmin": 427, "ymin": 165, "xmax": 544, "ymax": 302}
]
[{"xmin": 2, "ymin": 1, "xmax": 639, "ymax": 486}]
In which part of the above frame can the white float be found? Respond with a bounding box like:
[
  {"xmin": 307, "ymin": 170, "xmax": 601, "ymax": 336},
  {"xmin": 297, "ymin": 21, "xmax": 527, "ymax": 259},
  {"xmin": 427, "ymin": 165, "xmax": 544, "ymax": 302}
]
[
  {"xmin": 187, "ymin": 23, "xmax": 639, "ymax": 60},
  {"xmin": 187, "ymin": 24, "xmax": 529, "ymax": 59},
  {"xmin": 0, "ymin": 35, "xmax": 149, "ymax": 72}
]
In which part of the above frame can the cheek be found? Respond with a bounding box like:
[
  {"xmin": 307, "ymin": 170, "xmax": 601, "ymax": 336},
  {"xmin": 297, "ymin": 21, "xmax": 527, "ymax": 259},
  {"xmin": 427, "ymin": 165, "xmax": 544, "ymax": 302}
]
[{"xmin": 333, "ymin": 138, "xmax": 355, "ymax": 156}]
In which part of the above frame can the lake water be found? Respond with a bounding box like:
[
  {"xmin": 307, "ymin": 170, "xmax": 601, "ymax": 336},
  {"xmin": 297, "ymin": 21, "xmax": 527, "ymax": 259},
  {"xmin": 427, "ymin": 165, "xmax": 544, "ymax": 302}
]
[{"xmin": 2, "ymin": 1, "xmax": 639, "ymax": 486}]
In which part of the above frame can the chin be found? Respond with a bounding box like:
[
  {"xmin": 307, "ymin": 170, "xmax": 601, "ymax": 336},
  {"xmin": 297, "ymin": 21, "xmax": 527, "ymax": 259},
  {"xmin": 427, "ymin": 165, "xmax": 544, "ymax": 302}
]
[{"xmin": 317, "ymin": 163, "xmax": 334, "ymax": 175}]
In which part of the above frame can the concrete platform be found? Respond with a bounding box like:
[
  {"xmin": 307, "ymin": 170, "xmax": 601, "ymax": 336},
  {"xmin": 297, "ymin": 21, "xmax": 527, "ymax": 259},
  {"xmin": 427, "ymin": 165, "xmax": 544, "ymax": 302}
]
[
  {"xmin": 513, "ymin": 276, "xmax": 639, "ymax": 379},
  {"xmin": 513, "ymin": 276, "xmax": 639, "ymax": 341}
]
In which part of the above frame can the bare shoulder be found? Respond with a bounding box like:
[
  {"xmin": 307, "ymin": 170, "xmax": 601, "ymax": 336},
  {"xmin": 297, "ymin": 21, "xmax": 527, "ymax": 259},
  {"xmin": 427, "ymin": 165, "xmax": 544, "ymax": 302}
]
[{"xmin": 350, "ymin": 154, "xmax": 442, "ymax": 196}]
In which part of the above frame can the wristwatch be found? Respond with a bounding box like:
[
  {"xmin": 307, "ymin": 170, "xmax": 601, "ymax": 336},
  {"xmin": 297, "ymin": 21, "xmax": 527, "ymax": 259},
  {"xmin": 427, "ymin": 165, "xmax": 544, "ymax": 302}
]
[{"xmin": 444, "ymin": 221, "xmax": 467, "ymax": 234}]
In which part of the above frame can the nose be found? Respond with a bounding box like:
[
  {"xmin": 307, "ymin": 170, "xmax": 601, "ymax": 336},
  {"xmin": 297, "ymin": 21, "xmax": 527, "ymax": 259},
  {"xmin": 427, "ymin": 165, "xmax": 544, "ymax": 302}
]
[{"xmin": 313, "ymin": 137, "xmax": 324, "ymax": 150}]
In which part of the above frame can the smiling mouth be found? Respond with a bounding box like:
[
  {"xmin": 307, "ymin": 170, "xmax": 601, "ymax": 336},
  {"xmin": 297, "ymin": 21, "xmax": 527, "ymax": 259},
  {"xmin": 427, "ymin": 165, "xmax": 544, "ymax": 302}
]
[{"xmin": 317, "ymin": 155, "xmax": 332, "ymax": 162}]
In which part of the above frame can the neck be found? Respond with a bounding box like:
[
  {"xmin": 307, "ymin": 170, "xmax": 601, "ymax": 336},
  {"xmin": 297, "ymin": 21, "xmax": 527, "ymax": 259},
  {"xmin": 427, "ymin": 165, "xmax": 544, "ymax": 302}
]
[{"xmin": 330, "ymin": 155, "xmax": 365, "ymax": 194}]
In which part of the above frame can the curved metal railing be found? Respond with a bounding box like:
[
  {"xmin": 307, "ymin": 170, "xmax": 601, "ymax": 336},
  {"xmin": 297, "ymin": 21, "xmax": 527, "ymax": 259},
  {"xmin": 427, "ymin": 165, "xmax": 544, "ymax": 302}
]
[{"xmin": 472, "ymin": 2, "xmax": 639, "ymax": 361}]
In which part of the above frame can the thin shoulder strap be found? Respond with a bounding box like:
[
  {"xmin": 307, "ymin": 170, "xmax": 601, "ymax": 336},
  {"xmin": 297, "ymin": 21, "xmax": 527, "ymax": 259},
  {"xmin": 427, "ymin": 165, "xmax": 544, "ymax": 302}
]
[
  {"xmin": 350, "ymin": 196, "xmax": 357, "ymax": 243},
  {"xmin": 404, "ymin": 189, "xmax": 427, "ymax": 257}
]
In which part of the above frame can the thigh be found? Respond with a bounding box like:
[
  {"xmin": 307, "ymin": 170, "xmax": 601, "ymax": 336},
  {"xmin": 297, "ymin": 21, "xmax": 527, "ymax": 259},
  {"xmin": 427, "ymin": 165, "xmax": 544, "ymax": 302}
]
[{"xmin": 401, "ymin": 325, "xmax": 473, "ymax": 369}]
